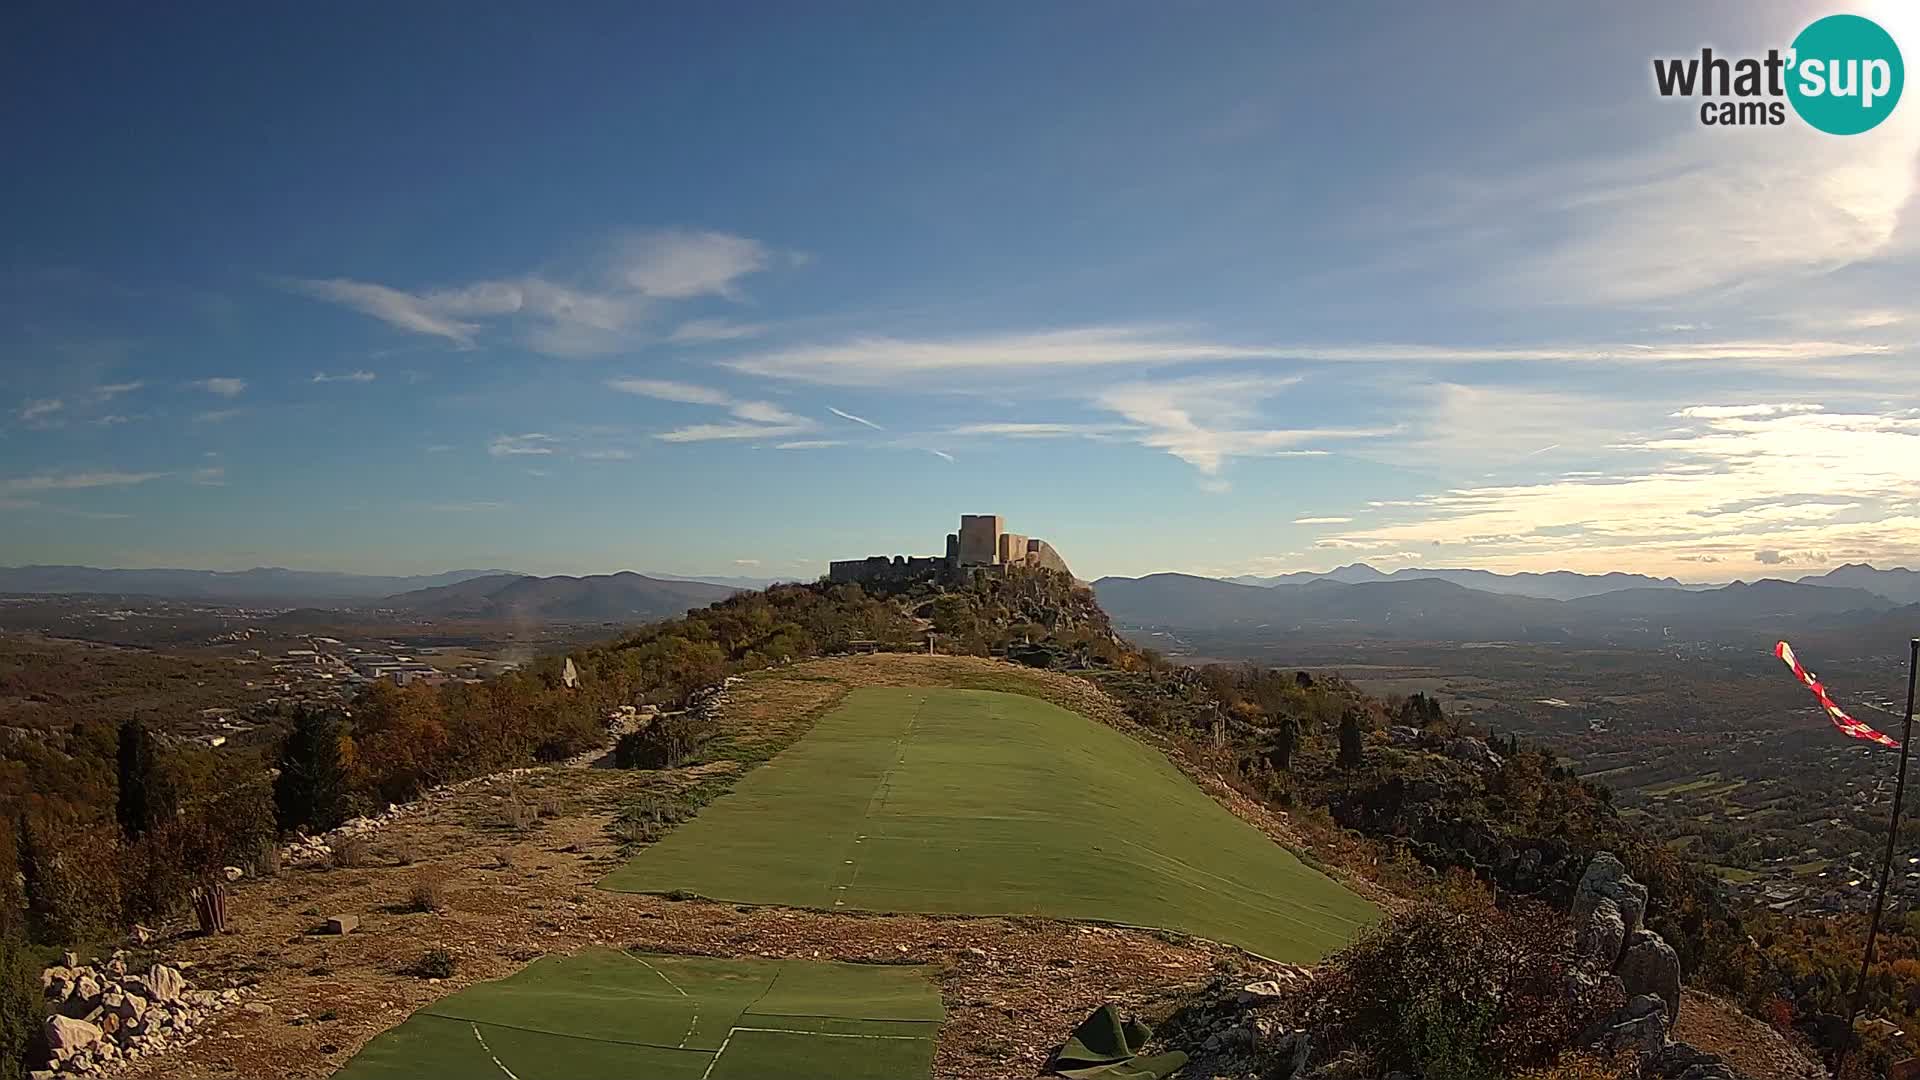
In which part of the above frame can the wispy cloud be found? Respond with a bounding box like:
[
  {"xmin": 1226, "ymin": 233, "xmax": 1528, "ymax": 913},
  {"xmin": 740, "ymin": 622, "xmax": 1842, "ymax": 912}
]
[
  {"xmin": 948, "ymin": 421, "xmax": 1135, "ymax": 439},
  {"xmin": 17, "ymin": 398, "xmax": 63, "ymax": 422},
  {"xmin": 927, "ymin": 449, "xmax": 955, "ymax": 463},
  {"xmin": 191, "ymin": 466, "xmax": 227, "ymax": 486},
  {"xmin": 4, "ymin": 470, "xmax": 169, "ymax": 493},
  {"xmin": 1293, "ymin": 516, "xmax": 1352, "ymax": 524},
  {"xmin": 612, "ymin": 376, "xmax": 823, "ymax": 443},
  {"xmin": 578, "ymin": 448, "xmax": 633, "ymax": 460},
  {"xmin": 606, "ymin": 378, "xmax": 734, "ymax": 406},
  {"xmin": 193, "ymin": 408, "xmax": 245, "ymax": 424},
  {"xmin": 94, "ymin": 381, "xmax": 144, "ymax": 399},
  {"xmin": 288, "ymin": 229, "xmax": 796, "ymax": 357},
  {"xmin": 670, "ymin": 318, "xmax": 766, "ymax": 343},
  {"xmin": 1093, "ymin": 374, "xmax": 1388, "ymax": 476},
  {"xmin": 828, "ymin": 406, "xmax": 883, "ymax": 430},
  {"xmin": 196, "ymin": 377, "xmax": 246, "ymax": 397},
  {"xmin": 312, "ymin": 370, "xmax": 377, "ymax": 384},
  {"xmin": 774, "ymin": 440, "xmax": 843, "ymax": 450},
  {"xmin": 488, "ymin": 433, "xmax": 556, "ymax": 457}
]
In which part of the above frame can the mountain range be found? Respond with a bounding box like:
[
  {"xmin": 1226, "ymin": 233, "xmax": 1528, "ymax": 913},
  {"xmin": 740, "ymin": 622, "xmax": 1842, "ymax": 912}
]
[
  {"xmin": 1093, "ymin": 571, "xmax": 1907, "ymax": 642},
  {"xmin": 0, "ymin": 564, "xmax": 758, "ymax": 606},
  {"xmin": 1222, "ymin": 561, "xmax": 1920, "ymax": 605},
  {"xmin": 376, "ymin": 572, "xmax": 739, "ymax": 621}
]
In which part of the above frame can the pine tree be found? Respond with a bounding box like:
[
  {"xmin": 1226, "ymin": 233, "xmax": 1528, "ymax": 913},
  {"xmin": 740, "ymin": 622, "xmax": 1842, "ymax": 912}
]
[
  {"xmin": 1337, "ymin": 708, "xmax": 1365, "ymax": 770},
  {"xmin": 274, "ymin": 708, "xmax": 351, "ymax": 833},
  {"xmin": 1273, "ymin": 715, "xmax": 1299, "ymax": 773},
  {"xmin": 116, "ymin": 716, "xmax": 167, "ymax": 838}
]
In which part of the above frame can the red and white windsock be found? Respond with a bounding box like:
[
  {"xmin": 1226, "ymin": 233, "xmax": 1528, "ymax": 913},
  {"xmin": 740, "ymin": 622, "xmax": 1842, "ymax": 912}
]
[{"xmin": 1774, "ymin": 640, "xmax": 1900, "ymax": 749}]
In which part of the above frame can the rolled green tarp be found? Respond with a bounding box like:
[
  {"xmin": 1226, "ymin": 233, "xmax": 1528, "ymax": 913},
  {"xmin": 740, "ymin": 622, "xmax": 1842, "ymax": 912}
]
[{"xmin": 1050, "ymin": 1004, "xmax": 1189, "ymax": 1079}]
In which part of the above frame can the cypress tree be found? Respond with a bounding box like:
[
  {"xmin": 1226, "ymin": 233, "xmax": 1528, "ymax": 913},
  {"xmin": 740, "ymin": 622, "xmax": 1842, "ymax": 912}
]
[{"xmin": 274, "ymin": 708, "xmax": 351, "ymax": 833}]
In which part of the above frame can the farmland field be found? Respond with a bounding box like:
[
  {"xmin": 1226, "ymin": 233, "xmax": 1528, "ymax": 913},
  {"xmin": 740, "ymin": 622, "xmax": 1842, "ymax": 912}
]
[{"xmin": 602, "ymin": 686, "xmax": 1378, "ymax": 962}]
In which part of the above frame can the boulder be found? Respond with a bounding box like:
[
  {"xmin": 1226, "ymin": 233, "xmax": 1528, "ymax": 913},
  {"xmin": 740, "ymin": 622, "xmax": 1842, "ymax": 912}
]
[
  {"xmin": 325, "ymin": 914, "xmax": 359, "ymax": 935},
  {"xmin": 1575, "ymin": 896, "xmax": 1627, "ymax": 967},
  {"xmin": 71, "ymin": 973, "xmax": 101, "ymax": 1006},
  {"xmin": 44, "ymin": 1014, "xmax": 102, "ymax": 1056},
  {"xmin": 144, "ymin": 964, "xmax": 185, "ymax": 1004},
  {"xmin": 1617, "ymin": 929, "xmax": 1682, "ymax": 1024},
  {"xmin": 1573, "ymin": 852, "xmax": 1648, "ymax": 939}
]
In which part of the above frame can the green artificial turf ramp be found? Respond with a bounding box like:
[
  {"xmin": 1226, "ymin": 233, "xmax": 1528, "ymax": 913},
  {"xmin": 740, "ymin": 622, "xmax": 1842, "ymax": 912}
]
[
  {"xmin": 331, "ymin": 950, "xmax": 943, "ymax": 1080},
  {"xmin": 603, "ymin": 686, "xmax": 1378, "ymax": 961}
]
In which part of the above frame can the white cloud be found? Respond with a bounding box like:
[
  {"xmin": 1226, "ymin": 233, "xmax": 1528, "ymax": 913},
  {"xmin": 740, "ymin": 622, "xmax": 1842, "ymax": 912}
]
[
  {"xmin": 4, "ymin": 470, "xmax": 168, "ymax": 493},
  {"xmin": 1092, "ymin": 374, "xmax": 1388, "ymax": 475},
  {"xmin": 606, "ymin": 378, "xmax": 734, "ymax": 405},
  {"xmin": 191, "ymin": 466, "xmax": 227, "ymax": 486},
  {"xmin": 670, "ymin": 318, "xmax": 766, "ymax": 343},
  {"xmin": 94, "ymin": 415, "xmax": 130, "ymax": 427},
  {"xmin": 774, "ymin": 440, "xmax": 843, "ymax": 450},
  {"xmin": 196, "ymin": 377, "xmax": 246, "ymax": 397},
  {"xmin": 1293, "ymin": 516, "xmax": 1352, "ymax": 524},
  {"xmin": 193, "ymin": 408, "xmax": 244, "ymax": 423},
  {"xmin": 606, "ymin": 372, "xmax": 733, "ymax": 401},
  {"xmin": 289, "ymin": 230, "xmax": 793, "ymax": 357},
  {"xmin": 614, "ymin": 229, "xmax": 772, "ymax": 299},
  {"xmin": 312, "ymin": 370, "xmax": 377, "ymax": 384},
  {"xmin": 828, "ymin": 406, "xmax": 883, "ymax": 430},
  {"xmin": 94, "ymin": 381, "xmax": 143, "ymax": 398},
  {"xmin": 948, "ymin": 421, "xmax": 1135, "ymax": 438},
  {"xmin": 729, "ymin": 401, "xmax": 808, "ymax": 425},
  {"xmin": 927, "ymin": 449, "xmax": 955, "ymax": 463},
  {"xmin": 1324, "ymin": 405, "xmax": 1920, "ymax": 577},
  {"xmin": 657, "ymin": 421, "xmax": 817, "ymax": 443},
  {"xmin": 292, "ymin": 279, "xmax": 481, "ymax": 345},
  {"xmin": 578, "ymin": 448, "xmax": 633, "ymax": 460},
  {"xmin": 488, "ymin": 433, "xmax": 556, "ymax": 457},
  {"xmin": 1673, "ymin": 403, "xmax": 1824, "ymax": 420},
  {"xmin": 18, "ymin": 398, "xmax": 62, "ymax": 422},
  {"xmin": 727, "ymin": 325, "xmax": 1892, "ymax": 387},
  {"xmin": 733, "ymin": 558, "xmax": 761, "ymax": 567}
]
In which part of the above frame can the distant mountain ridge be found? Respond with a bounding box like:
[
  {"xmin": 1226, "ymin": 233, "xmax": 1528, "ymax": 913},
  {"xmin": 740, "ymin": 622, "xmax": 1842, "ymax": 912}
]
[
  {"xmin": 378, "ymin": 571, "xmax": 738, "ymax": 622},
  {"xmin": 1225, "ymin": 562, "xmax": 1685, "ymax": 600},
  {"xmin": 0, "ymin": 564, "xmax": 517, "ymax": 603},
  {"xmin": 1093, "ymin": 571, "xmax": 1899, "ymax": 641},
  {"xmin": 1796, "ymin": 563, "xmax": 1920, "ymax": 605}
]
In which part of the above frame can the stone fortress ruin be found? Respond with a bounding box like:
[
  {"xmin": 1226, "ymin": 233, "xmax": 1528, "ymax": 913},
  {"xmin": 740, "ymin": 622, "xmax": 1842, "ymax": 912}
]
[{"xmin": 829, "ymin": 514, "xmax": 1072, "ymax": 586}]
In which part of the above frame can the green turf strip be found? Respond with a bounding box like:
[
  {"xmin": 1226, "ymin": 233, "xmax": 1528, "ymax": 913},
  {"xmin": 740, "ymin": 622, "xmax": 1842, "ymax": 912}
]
[
  {"xmin": 330, "ymin": 950, "xmax": 942, "ymax": 1080},
  {"xmin": 603, "ymin": 687, "xmax": 1379, "ymax": 962}
]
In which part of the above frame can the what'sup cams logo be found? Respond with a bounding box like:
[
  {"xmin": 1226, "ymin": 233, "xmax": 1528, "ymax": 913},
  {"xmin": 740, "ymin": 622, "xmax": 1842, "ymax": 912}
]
[{"xmin": 1654, "ymin": 13, "xmax": 1903, "ymax": 134}]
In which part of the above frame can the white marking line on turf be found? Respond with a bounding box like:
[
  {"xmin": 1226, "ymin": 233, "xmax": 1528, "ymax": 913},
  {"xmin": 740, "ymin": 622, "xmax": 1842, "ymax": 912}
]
[
  {"xmin": 471, "ymin": 1024, "xmax": 523, "ymax": 1080},
  {"xmin": 624, "ymin": 952, "xmax": 692, "ymax": 996},
  {"xmin": 701, "ymin": 1024, "xmax": 928, "ymax": 1079}
]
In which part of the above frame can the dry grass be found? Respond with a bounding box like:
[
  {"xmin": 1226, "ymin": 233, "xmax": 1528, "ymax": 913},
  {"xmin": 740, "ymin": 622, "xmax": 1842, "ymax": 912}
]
[{"xmin": 329, "ymin": 836, "xmax": 370, "ymax": 869}]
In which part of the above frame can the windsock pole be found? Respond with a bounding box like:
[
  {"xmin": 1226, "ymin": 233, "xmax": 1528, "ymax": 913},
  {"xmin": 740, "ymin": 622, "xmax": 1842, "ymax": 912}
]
[{"xmin": 1842, "ymin": 638, "xmax": 1920, "ymax": 1073}]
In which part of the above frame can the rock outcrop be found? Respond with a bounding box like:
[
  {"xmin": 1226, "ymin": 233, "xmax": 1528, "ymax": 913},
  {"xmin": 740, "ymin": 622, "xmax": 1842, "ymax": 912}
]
[
  {"xmin": 1571, "ymin": 852, "xmax": 1714, "ymax": 1072},
  {"xmin": 37, "ymin": 953, "xmax": 252, "ymax": 1076}
]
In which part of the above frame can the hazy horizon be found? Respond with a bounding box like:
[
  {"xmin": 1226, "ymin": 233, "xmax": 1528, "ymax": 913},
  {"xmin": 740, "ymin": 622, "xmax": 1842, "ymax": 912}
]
[{"xmin": 6, "ymin": 2, "xmax": 1919, "ymax": 582}]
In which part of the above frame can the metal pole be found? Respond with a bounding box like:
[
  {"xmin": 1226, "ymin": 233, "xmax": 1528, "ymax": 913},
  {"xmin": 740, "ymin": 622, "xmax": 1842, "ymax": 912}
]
[{"xmin": 1842, "ymin": 638, "xmax": 1920, "ymax": 1074}]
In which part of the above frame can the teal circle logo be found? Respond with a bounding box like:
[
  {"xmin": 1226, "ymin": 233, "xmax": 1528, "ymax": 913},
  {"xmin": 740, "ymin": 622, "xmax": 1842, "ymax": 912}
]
[{"xmin": 1787, "ymin": 14, "xmax": 1904, "ymax": 135}]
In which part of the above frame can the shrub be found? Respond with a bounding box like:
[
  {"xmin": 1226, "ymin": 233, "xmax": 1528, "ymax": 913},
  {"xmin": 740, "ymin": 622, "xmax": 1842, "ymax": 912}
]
[
  {"xmin": 18, "ymin": 816, "xmax": 122, "ymax": 945},
  {"xmin": 0, "ymin": 936, "xmax": 41, "ymax": 1080},
  {"xmin": 613, "ymin": 716, "xmax": 717, "ymax": 770},
  {"xmin": 328, "ymin": 836, "xmax": 370, "ymax": 869},
  {"xmin": 410, "ymin": 947, "xmax": 456, "ymax": 979},
  {"xmin": 1313, "ymin": 881, "xmax": 1617, "ymax": 1078},
  {"xmin": 406, "ymin": 870, "xmax": 448, "ymax": 913},
  {"xmin": 501, "ymin": 796, "xmax": 536, "ymax": 833}
]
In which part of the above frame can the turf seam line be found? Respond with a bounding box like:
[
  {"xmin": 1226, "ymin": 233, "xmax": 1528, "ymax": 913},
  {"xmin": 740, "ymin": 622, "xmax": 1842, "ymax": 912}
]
[
  {"xmin": 729, "ymin": 1025, "xmax": 927, "ymax": 1041},
  {"xmin": 470, "ymin": 1023, "xmax": 523, "ymax": 1080},
  {"xmin": 621, "ymin": 951, "xmax": 693, "ymax": 997},
  {"xmin": 420, "ymin": 1015, "xmax": 711, "ymax": 1055}
]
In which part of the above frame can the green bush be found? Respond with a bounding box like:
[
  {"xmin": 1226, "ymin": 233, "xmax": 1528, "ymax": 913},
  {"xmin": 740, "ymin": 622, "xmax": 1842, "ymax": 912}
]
[
  {"xmin": 613, "ymin": 716, "xmax": 717, "ymax": 770},
  {"xmin": 1314, "ymin": 882, "xmax": 1617, "ymax": 1077},
  {"xmin": 410, "ymin": 947, "xmax": 456, "ymax": 979},
  {"xmin": 0, "ymin": 936, "xmax": 42, "ymax": 1080}
]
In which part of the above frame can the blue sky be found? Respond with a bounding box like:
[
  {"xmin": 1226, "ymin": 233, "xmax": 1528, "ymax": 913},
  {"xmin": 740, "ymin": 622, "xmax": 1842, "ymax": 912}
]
[{"xmin": 4, "ymin": 1, "xmax": 1919, "ymax": 581}]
